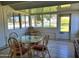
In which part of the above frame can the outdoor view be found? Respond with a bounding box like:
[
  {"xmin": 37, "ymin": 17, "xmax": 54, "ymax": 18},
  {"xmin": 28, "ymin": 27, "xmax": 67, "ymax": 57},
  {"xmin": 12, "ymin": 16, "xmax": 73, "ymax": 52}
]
[
  {"xmin": 60, "ymin": 15, "xmax": 70, "ymax": 32},
  {"xmin": 43, "ymin": 14, "xmax": 50, "ymax": 27},
  {"xmin": 8, "ymin": 16, "xmax": 14, "ymax": 29},
  {"xmin": 25, "ymin": 16, "xmax": 29, "ymax": 27},
  {"xmin": 14, "ymin": 16, "xmax": 20, "ymax": 29},
  {"xmin": 31, "ymin": 15, "xmax": 36, "ymax": 27},
  {"xmin": 21, "ymin": 16, "xmax": 26, "ymax": 28},
  {"xmin": 8, "ymin": 15, "xmax": 29, "ymax": 29},
  {"xmin": 8, "ymin": 14, "xmax": 57, "ymax": 29},
  {"xmin": 35, "ymin": 15, "xmax": 42, "ymax": 27},
  {"xmin": 31, "ymin": 14, "xmax": 57, "ymax": 28},
  {"xmin": 50, "ymin": 14, "xmax": 57, "ymax": 27}
]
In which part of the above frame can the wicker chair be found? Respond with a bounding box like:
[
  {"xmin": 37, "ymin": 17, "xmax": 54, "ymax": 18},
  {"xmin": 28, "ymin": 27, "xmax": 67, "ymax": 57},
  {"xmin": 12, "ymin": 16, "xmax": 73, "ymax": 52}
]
[
  {"xmin": 8, "ymin": 37, "xmax": 30, "ymax": 58},
  {"xmin": 9, "ymin": 32, "xmax": 18, "ymax": 38},
  {"xmin": 31, "ymin": 35, "xmax": 51, "ymax": 57}
]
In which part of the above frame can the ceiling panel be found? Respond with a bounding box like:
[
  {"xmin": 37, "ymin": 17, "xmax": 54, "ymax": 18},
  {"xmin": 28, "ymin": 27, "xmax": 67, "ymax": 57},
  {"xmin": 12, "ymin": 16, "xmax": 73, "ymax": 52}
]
[{"xmin": 1, "ymin": 1, "xmax": 79, "ymax": 10}]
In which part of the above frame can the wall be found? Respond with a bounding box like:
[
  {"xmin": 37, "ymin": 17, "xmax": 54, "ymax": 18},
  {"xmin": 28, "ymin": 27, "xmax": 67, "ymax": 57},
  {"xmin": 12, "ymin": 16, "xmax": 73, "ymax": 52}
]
[
  {"xmin": 0, "ymin": 5, "xmax": 14, "ymax": 48},
  {"xmin": 70, "ymin": 3, "xmax": 79, "ymax": 39},
  {"xmin": 0, "ymin": 5, "xmax": 26, "ymax": 48},
  {"xmin": 56, "ymin": 11, "xmax": 79, "ymax": 40},
  {"xmin": 71, "ymin": 12, "xmax": 79, "ymax": 39},
  {"xmin": 2, "ymin": 5, "xmax": 27, "ymax": 45},
  {"xmin": 0, "ymin": 4, "xmax": 7, "ymax": 48},
  {"xmin": 55, "ymin": 3, "xmax": 79, "ymax": 40}
]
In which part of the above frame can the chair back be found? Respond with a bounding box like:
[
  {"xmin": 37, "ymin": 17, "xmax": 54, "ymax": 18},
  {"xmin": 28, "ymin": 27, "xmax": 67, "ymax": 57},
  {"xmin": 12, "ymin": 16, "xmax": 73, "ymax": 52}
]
[
  {"xmin": 43, "ymin": 35, "xmax": 49, "ymax": 47},
  {"xmin": 8, "ymin": 37, "xmax": 18, "ymax": 49},
  {"xmin": 9, "ymin": 32, "xmax": 18, "ymax": 38},
  {"xmin": 8, "ymin": 37, "xmax": 22, "ymax": 57}
]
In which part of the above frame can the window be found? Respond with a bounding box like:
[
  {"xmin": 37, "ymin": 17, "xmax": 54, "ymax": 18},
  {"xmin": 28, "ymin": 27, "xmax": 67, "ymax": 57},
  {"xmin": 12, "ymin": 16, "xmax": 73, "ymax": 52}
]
[
  {"xmin": 60, "ymin": 4, "xmax": 71, "ymax": 8},
  {"xmin": 43, "ymin": 14, "xmax": 51, "ymax": 28},
  {"xmin": 30, "ymin": 6, "xmax": 57, "ymax": 14},
  {"xmin": 50, "ymin": 14, "xmax": 57, "ymax": 27},
  {"xmin": 50, "ymin": 6, "xmax": 57, "ymax": 12},
  {"xmin": 31, "ymin": 15, "xmax": 36, "ymax": 27},
  {"xmin": 21, "ymin": 16, "xmax": 25, "ymax": 28},
  {"xmin": 31, "ymin": 15, "xmax": 42, "ymax": 27},
  {"xmin": 8, "ymin": 16, "xmax": 14, "ymax": 29},
  {"xmin": 31, "ymin": 14, "xmax": 57, "ymax": 28},
  {"xmin": 43, "ymin": 7, "xmax": 50, "ymax": 13},
  {"xmin": 25, "ymin": 16, "xmax": 29, "ymax": 27},
  {"xmin": 8, "ymin": 14, "xmax": 57, "ymax": 29},
  {"xmin": 35, "ymin": 15, "xmax": 42, "ymax": 27},
  {"xmin": 31, "ymin": 8, "xmax": 43, "ymax": 14},
  {"xmin": 19, "ymin": 9, "xmax": 29, "ymax": 15},
  {"xmin": 14, "ymin": 15, "xmax": 20, "ymax": 29},
  {"xmin": 60, "ymin": 15, "xmax": 70, "ymax": 32},
  {"xmin": 43, "ymin": 6, "xmax": 57, "ymax": 13},
  {"xmin": 8, "ymin": 15, "xmax": 29, "ymax": 29},
  {"xmin": 19, "ymin": 4, "xmax": 71, "ymax": 14},
  {"xmin": 31, "ymin": 9, "xmax": 37, "ymax": 14}
]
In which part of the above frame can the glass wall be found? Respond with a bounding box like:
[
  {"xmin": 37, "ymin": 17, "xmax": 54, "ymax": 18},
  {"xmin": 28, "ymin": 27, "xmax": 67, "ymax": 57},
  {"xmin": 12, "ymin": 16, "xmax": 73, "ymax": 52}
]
[
  {"xmin": 30, "ymin": 14, "xmax": 57, "ymax": 28},
  {"xmin": 8, "ymin": 4, "xmax": 71, "ymax": 29}
]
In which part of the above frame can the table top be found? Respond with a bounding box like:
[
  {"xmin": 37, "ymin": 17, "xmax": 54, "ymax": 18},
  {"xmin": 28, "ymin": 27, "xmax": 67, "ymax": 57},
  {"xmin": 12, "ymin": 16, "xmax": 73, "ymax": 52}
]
[{"xmin": 18, "ymin": 35, "xmax": 44, "ymax": 43}]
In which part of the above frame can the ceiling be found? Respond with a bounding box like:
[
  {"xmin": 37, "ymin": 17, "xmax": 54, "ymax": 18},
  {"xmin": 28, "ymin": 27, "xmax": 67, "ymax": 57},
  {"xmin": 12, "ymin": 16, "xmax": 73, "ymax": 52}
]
[{"xmin": 1, "ymin": 1, "xmax": 79, "ymax": 10}]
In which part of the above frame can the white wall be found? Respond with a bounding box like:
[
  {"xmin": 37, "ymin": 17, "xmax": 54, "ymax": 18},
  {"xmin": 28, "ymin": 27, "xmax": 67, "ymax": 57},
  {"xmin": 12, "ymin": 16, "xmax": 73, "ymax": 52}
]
[
  {"xmin": 71, "ymin": 12, "xmax": 79, "ymax": 39},
  {"xmin": 0, "ymin": 5, "xmax": 26, "ymax": 48},
  {"xmin": 0, "ymin": 5, "xmax": 6, "ymax": 48}
]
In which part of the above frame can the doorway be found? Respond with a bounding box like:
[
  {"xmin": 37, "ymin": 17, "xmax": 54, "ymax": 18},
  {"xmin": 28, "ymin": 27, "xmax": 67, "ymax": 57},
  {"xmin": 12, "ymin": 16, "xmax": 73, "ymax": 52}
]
[{"xmin": 57, "ymin": 14, "xmax": 71, "ymax": 40}]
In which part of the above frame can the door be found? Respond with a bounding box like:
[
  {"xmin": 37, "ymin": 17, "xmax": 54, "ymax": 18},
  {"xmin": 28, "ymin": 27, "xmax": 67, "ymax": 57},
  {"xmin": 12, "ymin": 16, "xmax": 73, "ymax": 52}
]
[{"xmin": 57, "ymin": 14, "xmax": 71, "ymax": 40}]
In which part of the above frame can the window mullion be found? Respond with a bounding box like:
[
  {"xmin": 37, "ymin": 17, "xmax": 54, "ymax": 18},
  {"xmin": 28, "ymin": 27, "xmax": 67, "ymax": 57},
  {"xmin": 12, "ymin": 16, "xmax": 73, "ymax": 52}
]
[
  {"xmin": 49, "ymin": 14, "xmax": 51, "ymax": 28},
  {"xmin": 19, "ymin": 14, "xmax": 21, "ymax": 29},
  {"xmin": 13, "ymin": 13, "xmax": 15, "ymax": 29},
  {"xmin": 35, "ymin": 15, "xmax": 37, "ymax": 27},
  {"xmin": 25, "ymin": 15, "xmax": 26, "ymax": 28},
  {"xmin": 41, "ymin": 15, "xmax": 43, "ymax": 28}
]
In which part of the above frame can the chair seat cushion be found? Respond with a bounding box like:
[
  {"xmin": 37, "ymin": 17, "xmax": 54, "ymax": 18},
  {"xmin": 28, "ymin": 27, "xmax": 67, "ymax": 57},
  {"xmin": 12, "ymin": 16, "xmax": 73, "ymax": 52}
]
[
  {"xmin": 12, "ymin": 42, "xmax": 29, "ymax": 56},
  {"xmin": 16, "ymin": 47, "xmax": 29, "ymax": 56},
  {"xmin": 32, "ymin": 45, "xmax": 46, "ymax": 51}
]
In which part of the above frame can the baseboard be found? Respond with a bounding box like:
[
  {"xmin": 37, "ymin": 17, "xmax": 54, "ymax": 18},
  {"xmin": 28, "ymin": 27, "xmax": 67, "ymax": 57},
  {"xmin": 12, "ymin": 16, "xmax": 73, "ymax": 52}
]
[{"xmin": 0, "ymin": 45, "xmax": 8, "ymax": 51}]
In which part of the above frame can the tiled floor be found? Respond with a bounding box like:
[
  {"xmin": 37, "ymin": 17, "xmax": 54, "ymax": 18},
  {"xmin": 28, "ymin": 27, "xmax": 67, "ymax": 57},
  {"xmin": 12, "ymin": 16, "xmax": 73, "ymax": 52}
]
[
  {"xmin": 48, "ymin": 40, "xmax": 74, "ymax": 58},
  {"xmin": 0, "ymin": 39, "xmax": 75, "ymax": 58}
]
